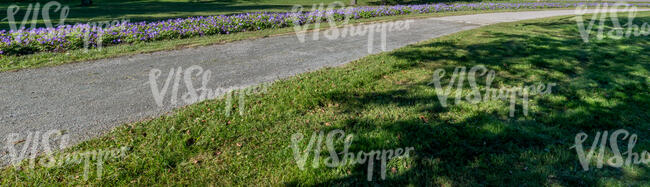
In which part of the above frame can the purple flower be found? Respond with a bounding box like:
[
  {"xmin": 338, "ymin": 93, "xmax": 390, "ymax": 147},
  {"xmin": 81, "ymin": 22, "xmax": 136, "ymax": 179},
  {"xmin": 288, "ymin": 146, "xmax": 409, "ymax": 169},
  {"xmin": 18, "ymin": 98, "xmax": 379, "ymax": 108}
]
[{"xmin": 1, "ymin": 2, "xmax": 648, "ymax": 56}]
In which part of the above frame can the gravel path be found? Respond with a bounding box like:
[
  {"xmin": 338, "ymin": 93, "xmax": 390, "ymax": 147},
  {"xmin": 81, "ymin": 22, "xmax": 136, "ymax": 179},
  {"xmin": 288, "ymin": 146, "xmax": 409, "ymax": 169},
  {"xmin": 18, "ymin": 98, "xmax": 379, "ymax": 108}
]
[{"xmin": 0, "ymin": 9, "xmax": 645, "ymax": 157}]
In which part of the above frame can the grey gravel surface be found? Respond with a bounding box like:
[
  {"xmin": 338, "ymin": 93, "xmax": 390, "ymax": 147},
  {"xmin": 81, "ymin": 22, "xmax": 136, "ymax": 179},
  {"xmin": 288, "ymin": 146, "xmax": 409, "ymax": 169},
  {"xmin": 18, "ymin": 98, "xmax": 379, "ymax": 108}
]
[{"xmin": 0, "ymin": 9, "xmax": 645, "ymax": 163}]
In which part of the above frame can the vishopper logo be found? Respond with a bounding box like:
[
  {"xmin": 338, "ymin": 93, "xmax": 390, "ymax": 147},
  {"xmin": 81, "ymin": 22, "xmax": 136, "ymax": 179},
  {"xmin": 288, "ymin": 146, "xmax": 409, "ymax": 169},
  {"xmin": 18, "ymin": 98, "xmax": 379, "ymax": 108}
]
[
  {"xmin": 575, "ymin": 3, "xmax": 649, "ymax": 43},
  {"xmin": 291, "ymin": 130, "xmax": 415, "ymax": 181},
  {"xmin": 571, "ymin": 129, "xmax": 650, "ymax": 171},
  {"xmin": 148, "ymin": 65, "xmax": 269, "ymax": 116},
  {"xmin": 2, "ymin": 1, "xmax": 69, "ymax": 31},
  {"xmin": 290, "ymin": 1, "xmax": 413, "ymax": 53},
  {"xmin": 2, "ymin": 130, "xmax": 129, "ymax": 181},
  {"xmin": 1, "ymin": 1, "xmax": 127, "ymax": 52},
  {"xmin": 3, "ymin": 130, "xmax": 68, "ymax": 168},
  {"xmin": 82, "ymin": 19, "xmax": 130, "ymax": 52},
  {"xmin": 428, "ymin": 65, "xmax": 555, "ymax": 117}
]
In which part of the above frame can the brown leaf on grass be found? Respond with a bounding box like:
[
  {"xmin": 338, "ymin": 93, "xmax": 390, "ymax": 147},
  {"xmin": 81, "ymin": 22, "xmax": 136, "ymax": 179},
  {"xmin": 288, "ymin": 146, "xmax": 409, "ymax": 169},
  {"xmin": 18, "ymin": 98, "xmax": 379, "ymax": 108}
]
[{"xmin": 419, "ymin": 115, "xmax": 428, "ymax": 123}]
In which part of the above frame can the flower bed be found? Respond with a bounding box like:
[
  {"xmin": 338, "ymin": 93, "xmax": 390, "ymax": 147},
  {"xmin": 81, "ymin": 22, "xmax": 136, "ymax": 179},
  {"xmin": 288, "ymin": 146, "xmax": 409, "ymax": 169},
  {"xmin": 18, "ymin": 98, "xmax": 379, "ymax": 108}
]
[{"xmin": 1, "ymin": 2, "xmax": 647, "ymax": 56}]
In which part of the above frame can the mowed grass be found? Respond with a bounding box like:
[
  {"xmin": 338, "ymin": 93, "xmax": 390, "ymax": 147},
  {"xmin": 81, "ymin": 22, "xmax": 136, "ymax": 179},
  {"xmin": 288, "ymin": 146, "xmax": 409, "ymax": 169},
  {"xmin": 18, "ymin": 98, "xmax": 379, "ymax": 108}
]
[
  {"xmin": 0, "ymin": 0, "xmax": 625, "ymax": 31},
  {"xmin": 0, "ymin": 0, "xmax": 556, "ymax": 30},
  {"xmin": 0, "ymin": 0, "xmax": 568, "ymax": 31},
  {"xmin": 2, "ymin": 12, "xmax": 649, "ymax": 185},
  {"xmin": 0, "ymin": 0, "xmax": 380, "ymax": 30}
]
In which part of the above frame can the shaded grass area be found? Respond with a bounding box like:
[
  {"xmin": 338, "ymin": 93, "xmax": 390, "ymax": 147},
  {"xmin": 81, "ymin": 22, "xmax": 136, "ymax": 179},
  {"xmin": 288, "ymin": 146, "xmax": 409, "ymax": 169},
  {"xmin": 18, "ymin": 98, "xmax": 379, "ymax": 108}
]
[
  {"xmin": 0, "ymin": 0, "xmax": 599, "ymax": 31},
  {"xmin": 1, "ymin": 12, "xmax": 649, "ymax": 185},
  {"xmin": 0, "ymin": 0, "xmax": 378, "ymax": 30},
  {"xmin": 0, "ymin": 0, "xmax": 575, "ymax": 29}
]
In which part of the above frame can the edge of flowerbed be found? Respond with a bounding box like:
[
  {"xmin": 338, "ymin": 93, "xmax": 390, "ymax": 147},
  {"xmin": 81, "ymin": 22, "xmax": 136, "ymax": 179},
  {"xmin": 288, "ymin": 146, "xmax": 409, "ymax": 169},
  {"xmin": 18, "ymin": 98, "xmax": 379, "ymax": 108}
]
[{"xmin": 0, "ymin": 6, "xmax": 633, "ymax": 72}]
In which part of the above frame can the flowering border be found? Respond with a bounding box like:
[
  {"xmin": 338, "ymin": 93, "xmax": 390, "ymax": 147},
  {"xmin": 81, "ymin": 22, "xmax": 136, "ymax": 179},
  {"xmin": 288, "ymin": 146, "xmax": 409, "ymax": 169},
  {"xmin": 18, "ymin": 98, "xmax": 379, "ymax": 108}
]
[{"xmin": 1, "ymin": 2, "xmax": 648, "ymax": 56}]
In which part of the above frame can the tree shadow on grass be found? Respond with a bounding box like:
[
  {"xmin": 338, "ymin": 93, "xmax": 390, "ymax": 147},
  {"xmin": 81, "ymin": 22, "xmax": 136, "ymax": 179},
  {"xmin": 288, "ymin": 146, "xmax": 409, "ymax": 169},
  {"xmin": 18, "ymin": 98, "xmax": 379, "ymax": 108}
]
[
  {"xmin": 285, "ymin": 16, "xmax": 650, "ymax": 185},
  {"xmin": 0, "ymin": 0, "xmax": 295, "ymax": 30},
  {"xmin": 368, "ymin": 0, "xmax": 483, "ymax": 5}
]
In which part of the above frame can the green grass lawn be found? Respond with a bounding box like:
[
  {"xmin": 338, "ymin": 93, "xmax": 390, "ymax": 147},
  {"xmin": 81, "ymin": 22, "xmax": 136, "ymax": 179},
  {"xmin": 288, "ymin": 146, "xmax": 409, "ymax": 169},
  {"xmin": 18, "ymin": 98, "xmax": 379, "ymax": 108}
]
[
  {"xmin": 0, "ymin": 0, "xmax": 632, "ymax": 31},
  {"xmin": 0, "ymin": 0, "xmax": 384, "ymax": 31},
  {"xmin": 0, "ymin": 0, "xmax": 558, "ymax": 30},
  {"xmin": 2, "ymin": 11, "xmax": 649, "ymax": 185}
]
